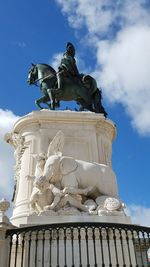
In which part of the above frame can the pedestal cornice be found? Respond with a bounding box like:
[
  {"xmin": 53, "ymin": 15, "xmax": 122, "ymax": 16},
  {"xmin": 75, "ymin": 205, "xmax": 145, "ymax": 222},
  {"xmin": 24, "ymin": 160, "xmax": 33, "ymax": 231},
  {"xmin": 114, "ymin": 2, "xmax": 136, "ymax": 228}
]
[{"xmin": 12, "ymin": 110, "xmax": 117, "ymax": 141}]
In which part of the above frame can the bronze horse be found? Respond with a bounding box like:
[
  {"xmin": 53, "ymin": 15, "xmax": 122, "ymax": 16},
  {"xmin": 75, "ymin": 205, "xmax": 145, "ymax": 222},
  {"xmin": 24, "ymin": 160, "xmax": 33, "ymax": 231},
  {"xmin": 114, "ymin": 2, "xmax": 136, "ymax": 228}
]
[{"xmin": 27, "ymin": 63, "xmax": 107, "ymax": 116}]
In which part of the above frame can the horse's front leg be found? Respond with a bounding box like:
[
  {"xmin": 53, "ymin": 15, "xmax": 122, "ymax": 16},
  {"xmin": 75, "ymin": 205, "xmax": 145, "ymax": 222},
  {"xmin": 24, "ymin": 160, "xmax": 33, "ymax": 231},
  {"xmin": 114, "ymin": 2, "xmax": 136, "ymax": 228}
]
[
  {"xmin": 47, "ymin": 89, "xmax": 55, "ymax": 110},
  {"xmin": 35, "ymin": 96, "xmax": 49, "ymax": 110}
]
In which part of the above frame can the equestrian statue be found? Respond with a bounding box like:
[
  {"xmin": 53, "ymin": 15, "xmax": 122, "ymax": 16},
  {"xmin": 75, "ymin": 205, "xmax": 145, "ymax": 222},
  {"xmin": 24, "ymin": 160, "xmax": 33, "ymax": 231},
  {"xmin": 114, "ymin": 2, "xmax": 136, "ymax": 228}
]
[{"xmin": 27, "ymin": 42, "xmax": 107, "ymax": 116}]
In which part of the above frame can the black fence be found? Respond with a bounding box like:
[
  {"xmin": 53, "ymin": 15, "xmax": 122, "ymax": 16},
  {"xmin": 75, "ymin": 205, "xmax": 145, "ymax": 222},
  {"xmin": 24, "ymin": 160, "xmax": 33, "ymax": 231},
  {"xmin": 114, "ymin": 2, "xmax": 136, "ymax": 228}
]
[{"xmin": 6, "ymin": 222, "xmax": 150, "ymax": 267}]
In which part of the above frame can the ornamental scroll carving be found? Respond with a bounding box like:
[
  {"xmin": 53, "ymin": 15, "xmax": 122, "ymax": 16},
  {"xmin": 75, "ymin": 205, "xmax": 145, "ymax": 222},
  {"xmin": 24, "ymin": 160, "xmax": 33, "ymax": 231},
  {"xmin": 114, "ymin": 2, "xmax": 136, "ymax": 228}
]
[{"xmin": 4, "ymin": 132, "xmax": 27, "ymax": 182}]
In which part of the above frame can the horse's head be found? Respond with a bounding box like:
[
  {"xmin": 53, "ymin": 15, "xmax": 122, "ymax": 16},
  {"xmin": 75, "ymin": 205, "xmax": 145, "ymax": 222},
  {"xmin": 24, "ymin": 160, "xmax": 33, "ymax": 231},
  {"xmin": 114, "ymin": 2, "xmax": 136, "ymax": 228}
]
[{"xmin": 27, "ymin": 64, "xmax": 38, "ymax": 85}]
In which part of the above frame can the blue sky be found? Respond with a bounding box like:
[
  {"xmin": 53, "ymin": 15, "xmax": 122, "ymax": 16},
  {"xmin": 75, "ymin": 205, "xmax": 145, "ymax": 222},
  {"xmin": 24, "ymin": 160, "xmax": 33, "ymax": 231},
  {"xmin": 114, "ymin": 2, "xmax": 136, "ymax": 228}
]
[{"xmin": 0, "ymin": 0, "xmax": 150, "ymax": 225}]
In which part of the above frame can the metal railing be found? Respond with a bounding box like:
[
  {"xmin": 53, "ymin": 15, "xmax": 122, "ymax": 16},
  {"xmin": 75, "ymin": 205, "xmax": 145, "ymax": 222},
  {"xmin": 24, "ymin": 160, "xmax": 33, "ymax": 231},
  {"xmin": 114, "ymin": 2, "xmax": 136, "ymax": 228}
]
[{"xmin": 6, "ymin": 222, "xmax": 150, "ymax": 267}]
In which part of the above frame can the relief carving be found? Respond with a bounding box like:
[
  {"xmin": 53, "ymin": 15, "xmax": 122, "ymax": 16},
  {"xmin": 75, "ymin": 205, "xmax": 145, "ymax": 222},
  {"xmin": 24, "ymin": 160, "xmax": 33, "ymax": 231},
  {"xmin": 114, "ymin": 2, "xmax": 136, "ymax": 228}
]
[{"xmin": 28, "ymin": 131, "xmax": 126, "ymax": 217}]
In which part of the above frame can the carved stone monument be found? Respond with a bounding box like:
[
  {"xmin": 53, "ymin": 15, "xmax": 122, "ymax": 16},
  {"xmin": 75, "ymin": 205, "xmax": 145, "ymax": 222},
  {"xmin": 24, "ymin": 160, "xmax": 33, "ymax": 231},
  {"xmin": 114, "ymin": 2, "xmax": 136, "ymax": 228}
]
[{"xmin": 5, "ymin": 110, "xmax": 130, "ymax": 227}]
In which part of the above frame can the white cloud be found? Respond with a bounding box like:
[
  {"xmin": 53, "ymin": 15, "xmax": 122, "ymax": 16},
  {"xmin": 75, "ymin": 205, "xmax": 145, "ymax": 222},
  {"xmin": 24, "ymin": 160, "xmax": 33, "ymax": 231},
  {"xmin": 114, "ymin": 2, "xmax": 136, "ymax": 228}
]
[
  {"xmin": 55, "ymin": 0, "xmax": 150, "ymax": 136},
  {"xmin": 95, "ymin": 25, "xmax": 150, "ymax": 135},
  {"xmin": 126, "ymin": 204, "xmax": 150, "ymax": 226},
  {"xmin": 56, "ymin": 0, "xmax": 150, "ymax": 33},
  {"xmin": 119, "ymin": 0, "xmax": 150, "ymax": 28},
  {"xmin": 0, "ymin": 109, "xmax": 20, "ymax": 201},
  {"xmin": 56, "ymin": 0, "xmax": 115, "ymax": 34},
  {"xmin": 50, "ymin": 52, "xmax": 63, "ymax": 70}
]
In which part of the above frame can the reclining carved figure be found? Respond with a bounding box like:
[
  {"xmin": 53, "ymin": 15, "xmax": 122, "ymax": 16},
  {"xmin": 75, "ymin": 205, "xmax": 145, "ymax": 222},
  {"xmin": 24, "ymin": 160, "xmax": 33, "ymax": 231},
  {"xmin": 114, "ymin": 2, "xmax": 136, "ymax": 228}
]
[{"xmin": 43, "ymin": 131, "xmax": 118, "ymax": 198}]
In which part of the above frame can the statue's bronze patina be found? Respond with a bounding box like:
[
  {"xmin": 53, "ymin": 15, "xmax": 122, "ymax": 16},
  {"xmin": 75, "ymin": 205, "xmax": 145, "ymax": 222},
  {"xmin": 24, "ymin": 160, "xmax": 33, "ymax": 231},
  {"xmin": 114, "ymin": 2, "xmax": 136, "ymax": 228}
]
[{"xmin": 27, "ymin": 42, "xmax": 107, "ymax": 116}]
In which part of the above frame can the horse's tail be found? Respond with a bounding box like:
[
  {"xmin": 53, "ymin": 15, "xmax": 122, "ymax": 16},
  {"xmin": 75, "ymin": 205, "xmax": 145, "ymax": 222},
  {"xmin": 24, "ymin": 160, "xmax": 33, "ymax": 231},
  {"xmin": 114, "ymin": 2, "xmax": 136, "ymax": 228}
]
[
  {"xmin": 93, "ymin": 89, "xmax": 107, "ymax": 117},
  {"xmin": 82, "ymin": 75, "xmax": 97, "ymax": 95}
]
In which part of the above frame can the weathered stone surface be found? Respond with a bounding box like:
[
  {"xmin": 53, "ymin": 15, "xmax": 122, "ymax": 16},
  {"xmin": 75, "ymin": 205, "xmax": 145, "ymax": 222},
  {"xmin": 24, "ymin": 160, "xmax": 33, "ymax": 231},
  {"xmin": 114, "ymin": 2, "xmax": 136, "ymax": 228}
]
[{"xmin": 5, "ymin": 110, "xmax": 130, "ymax": 226}]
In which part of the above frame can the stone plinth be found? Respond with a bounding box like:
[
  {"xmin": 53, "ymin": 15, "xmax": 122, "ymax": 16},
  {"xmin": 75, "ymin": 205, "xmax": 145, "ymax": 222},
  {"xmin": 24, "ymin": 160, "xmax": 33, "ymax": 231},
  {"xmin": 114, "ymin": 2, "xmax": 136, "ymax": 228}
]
[
  {"xmin": 6, "ymin": 110, "xmax": 120, "ymax": 226},
  {"xmin": 24, "ymin": 214, "xmax": 131, "ymax": 226}
]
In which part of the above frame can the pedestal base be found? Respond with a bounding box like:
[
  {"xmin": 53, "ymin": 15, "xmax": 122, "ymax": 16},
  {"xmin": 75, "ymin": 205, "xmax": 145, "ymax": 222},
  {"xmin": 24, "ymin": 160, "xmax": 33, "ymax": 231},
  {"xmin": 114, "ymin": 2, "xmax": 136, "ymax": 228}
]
[
  {"xmin": 10, "ymin": 214, "xmax": 132, "ymax": 227},
  {"xmin": 26, "ymin": 214, "xmax": 132, "ymax": 225}
]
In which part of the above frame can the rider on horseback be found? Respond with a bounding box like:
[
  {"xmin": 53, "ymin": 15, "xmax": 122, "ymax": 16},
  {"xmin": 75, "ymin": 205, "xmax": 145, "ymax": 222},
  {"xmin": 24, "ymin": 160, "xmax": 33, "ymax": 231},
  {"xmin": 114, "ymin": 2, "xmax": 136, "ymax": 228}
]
[
  {"xmin": 27, "ymin": 43, "xmax": 107, "ymax": 115},
  {"xmin": 56, "ymin": 42, "xmax": 81, "ymax": 90}
]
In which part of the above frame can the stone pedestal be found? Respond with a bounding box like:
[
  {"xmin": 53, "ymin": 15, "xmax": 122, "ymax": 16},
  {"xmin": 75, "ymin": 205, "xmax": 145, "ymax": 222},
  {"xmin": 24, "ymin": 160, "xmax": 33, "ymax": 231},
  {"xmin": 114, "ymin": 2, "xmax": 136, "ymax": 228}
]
[
  {"xmin": 5, "ymin": 110, "xmax": 131, "ymax": 227},
  {"xmin": 3, "ymin": 110, "xmax": 137, "ymax": 267}
]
